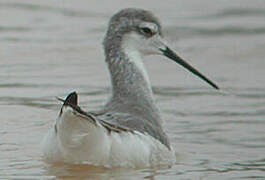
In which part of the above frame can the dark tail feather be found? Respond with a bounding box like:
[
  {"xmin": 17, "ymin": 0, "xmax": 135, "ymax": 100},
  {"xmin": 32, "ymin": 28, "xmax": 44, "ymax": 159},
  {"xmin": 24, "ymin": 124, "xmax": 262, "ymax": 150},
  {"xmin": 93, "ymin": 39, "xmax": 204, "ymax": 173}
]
[
  {"xmin": 63, "ymin": 92, "xmax": 78, "ymax": 106},
  {"xmin": 57, "ymin": 91, "xmax": 78, "ymax": 117},
  {"xmin": 57, "ymin": 91, "xmax": 97, "ymax": 124}
]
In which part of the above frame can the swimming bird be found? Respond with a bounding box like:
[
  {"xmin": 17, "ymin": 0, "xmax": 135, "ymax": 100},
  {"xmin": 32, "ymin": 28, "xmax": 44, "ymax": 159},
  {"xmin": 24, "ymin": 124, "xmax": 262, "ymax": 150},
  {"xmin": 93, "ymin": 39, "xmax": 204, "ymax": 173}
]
[{"xmin": 42, "ymin": 8, "xmax": 219, "ymax": 168}]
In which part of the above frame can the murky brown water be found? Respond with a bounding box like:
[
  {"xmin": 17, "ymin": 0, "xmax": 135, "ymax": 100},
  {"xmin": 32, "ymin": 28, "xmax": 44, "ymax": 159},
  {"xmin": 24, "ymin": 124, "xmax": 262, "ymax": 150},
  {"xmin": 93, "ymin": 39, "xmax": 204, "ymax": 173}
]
[{"xmin": 1, "ymin": 0, "xmax": 265, "ymax": 179}]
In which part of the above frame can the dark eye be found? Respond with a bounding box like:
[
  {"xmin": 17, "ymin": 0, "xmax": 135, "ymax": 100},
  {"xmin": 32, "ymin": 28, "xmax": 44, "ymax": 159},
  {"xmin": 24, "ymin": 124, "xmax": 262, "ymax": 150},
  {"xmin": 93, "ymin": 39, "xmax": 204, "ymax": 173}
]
[{"xmin": 140, "ymin": 27, "xmax": 153, "ymax": 37}]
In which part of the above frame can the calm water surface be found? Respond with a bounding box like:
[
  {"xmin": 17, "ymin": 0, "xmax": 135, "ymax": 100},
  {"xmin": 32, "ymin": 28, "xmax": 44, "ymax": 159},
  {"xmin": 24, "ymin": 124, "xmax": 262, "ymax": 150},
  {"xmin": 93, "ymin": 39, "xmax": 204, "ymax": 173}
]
[{"xmin": 1, "ymin": 0, "xmax": 265, "ymax": 179}]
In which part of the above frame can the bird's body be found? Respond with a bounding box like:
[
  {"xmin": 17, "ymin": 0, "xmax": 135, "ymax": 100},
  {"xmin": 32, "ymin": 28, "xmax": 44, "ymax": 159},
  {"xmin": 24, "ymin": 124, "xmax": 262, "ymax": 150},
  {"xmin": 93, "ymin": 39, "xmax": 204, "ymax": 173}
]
[
  {"xmin": 42, "ymin": 101, "xmax": 175, "ymax": 168},
  {"xmin": 42, "ymin": 8, "xmax": 219, "ymax": 168}
]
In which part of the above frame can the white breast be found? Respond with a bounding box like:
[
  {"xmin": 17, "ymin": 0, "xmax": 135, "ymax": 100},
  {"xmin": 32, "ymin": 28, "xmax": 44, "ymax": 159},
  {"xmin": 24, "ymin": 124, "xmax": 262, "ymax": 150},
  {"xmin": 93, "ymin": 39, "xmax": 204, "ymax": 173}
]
[{"xmin": 42, "ymin": 107, "xmax": 176, "ymax": 168}]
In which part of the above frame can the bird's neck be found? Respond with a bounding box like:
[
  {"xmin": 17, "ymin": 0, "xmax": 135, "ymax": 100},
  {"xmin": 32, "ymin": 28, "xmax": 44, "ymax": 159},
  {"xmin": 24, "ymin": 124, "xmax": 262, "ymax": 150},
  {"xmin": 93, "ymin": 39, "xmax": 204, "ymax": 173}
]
[
  {"xmin": 103, "ymin": 34, "xmax": 163, "ymax": 120},
  {"xmin": 108, "ymin": 50, "xmax": 153, "ymax": 100}
]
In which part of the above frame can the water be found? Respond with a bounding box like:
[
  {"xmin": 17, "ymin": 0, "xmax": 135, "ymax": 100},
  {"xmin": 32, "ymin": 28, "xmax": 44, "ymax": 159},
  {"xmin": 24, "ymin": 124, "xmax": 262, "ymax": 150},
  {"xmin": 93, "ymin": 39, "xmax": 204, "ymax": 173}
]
[{"xmin": 1, "ymin": 0, "xmax": 265, "ymax": 179}]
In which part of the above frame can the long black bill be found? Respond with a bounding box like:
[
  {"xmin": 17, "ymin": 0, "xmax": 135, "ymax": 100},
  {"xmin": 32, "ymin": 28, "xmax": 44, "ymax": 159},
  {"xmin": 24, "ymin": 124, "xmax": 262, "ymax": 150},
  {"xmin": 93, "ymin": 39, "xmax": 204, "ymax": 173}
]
[{"xmin": 160, "ymin": 47, "xmax": 219, "ymax": 90}]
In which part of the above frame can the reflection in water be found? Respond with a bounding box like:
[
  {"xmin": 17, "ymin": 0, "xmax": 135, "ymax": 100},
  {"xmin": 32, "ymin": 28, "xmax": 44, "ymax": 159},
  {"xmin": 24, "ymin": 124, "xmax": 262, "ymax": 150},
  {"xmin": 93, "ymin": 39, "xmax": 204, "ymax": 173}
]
[
  {"xmin": 45, "ymin": 164, "xmax": 109, "ymax": 180},
  {"xmin": 43, "ymin": 163, "xmax": 174, "ymax": 180}
]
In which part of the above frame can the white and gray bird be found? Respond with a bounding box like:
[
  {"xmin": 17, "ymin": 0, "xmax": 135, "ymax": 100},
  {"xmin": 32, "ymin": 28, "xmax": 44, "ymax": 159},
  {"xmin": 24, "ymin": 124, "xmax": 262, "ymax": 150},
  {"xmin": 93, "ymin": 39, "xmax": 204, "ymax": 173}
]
[{"xmin": 42, "ymin": 8, "xmax": 219, "ymax": 168}]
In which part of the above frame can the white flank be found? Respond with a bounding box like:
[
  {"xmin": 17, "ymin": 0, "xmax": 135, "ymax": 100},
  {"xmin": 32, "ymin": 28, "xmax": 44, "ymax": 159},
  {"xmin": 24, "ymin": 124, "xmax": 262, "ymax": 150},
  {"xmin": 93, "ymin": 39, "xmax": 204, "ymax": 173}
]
[
  {"xmin": 122, "ymin": 32, "xmax": 152, "ymax": 91},
  {"xmin": 42, "ymin": 106, "xmax": 176, "ymax": 168}
]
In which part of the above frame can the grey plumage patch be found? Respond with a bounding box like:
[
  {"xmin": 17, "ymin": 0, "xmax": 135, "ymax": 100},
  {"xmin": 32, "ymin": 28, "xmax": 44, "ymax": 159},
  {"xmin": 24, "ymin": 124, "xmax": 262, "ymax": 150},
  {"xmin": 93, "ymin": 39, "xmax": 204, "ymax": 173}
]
[
  {"xmin": 54, "ymin": 124, "xmax": 57, "ymax": 134},
  {"xmin": 93, "ymin": 109, "xmax": 171, "ymax": 150}
]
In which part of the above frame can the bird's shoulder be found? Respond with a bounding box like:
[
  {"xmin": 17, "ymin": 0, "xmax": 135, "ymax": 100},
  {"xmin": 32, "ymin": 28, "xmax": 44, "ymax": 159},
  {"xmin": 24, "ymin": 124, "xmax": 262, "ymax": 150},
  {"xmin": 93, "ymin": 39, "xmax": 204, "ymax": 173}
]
[{"xmin": 91, "ymin": 110, "xmax": 171, "ymax": 149}]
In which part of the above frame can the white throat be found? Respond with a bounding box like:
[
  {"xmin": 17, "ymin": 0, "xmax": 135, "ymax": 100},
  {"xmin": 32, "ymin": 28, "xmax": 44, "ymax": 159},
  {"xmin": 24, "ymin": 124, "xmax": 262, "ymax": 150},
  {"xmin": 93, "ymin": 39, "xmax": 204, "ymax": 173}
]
[{"xmin": 121, "ymin": 32, "xmax": 152, "ymax": 91}]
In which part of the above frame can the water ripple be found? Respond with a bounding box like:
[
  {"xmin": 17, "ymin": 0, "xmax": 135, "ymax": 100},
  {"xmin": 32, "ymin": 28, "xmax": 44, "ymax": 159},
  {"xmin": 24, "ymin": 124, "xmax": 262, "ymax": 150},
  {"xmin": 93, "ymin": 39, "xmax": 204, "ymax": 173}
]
[
  {"xmin": 172, "ymin": 111, "xmax": 265, "ymax": 117},
  {"xmin": 154, "ymin": 86, "xmax": 265, "ymax": 99},
  {"xmin": 211, "ymin": 8, "xmax": 265, "ymax": 18},
  {"xmin": 0, "ymin": 26, "xmax": 31, "ymax": 32},
  {"xmin": 0, "ymin": 2, "xmax": 106, "ymax": 18},
  {"xmin": 166, "ymin": 26, "xmax": 265, "ymax": 40}
]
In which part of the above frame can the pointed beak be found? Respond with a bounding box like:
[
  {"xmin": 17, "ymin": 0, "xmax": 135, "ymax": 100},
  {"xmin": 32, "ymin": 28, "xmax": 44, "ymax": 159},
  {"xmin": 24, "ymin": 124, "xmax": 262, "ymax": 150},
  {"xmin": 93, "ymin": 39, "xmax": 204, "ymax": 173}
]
[{"xmin": 159, "ymin": 46, "xmax": 219, "ymax": 90}]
